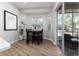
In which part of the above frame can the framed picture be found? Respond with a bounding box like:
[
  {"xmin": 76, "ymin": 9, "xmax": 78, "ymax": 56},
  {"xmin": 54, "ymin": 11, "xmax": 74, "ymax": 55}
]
[{"xmin": 4, "ymin": 10, "xmax": 18, "ymax": 31}]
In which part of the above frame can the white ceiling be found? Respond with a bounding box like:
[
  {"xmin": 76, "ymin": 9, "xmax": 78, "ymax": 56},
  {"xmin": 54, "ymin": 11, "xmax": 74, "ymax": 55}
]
[{"xmin": 12, "ymin": 2, "xmax": 55, "ymax": 15}]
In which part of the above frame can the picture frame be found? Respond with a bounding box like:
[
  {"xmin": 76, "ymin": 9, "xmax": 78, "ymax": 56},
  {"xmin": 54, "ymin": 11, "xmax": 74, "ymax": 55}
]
[{"xmin": 4, "ymin": 10, "xmax": 18, "ymax": 31}]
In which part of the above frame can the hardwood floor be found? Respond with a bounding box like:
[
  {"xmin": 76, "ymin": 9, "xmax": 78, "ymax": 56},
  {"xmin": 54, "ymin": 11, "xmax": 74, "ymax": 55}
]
[{"xmin": 0, "ymin": 39, "xmax": 63, "ymax": 56}]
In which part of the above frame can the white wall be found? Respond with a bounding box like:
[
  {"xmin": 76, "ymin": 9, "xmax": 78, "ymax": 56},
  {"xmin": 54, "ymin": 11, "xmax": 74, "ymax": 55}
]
[
  {"xmin": 47, "ymin": 2, "xmax": 60, "ymax": 45},
  {"xmin": 44, "ymin": 13, "xmax": 54, "ymax": 44},
  {"xmin": 48, "ymin": 11, "xmax": 57, "ymax": 45},
  {"xmin": 0, "ymin": 2, "xmax": 20, "ymax": 43}
]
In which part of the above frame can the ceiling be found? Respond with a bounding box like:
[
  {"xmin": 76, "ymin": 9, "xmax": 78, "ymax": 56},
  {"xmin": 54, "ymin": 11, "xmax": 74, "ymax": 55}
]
[{"xmin": 11, "ymin": 2, "xmax": 55, "ymax": 15}]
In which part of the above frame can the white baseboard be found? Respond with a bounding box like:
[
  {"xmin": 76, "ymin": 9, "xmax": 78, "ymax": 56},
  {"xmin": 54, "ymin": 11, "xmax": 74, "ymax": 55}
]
[
  {"xmin": 10, "ymin": 38, "xmax": 56, "ymax": 45},
  {"xmin": 10, "ymin": 39, "xmax": 19, "ymax": 44},
  {"xmin": 44, "ymin": 37, "xmax": 56, "ymax": 45},
  {"xmin": 44, "ymin": 37, "xmax": 48, "ymax": 40}
]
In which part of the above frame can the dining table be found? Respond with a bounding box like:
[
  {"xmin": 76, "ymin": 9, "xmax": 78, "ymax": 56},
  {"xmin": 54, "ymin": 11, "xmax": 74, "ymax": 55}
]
[{"xmin": 26, "ymin": 29, "xmax": 43, "ymax": 44}]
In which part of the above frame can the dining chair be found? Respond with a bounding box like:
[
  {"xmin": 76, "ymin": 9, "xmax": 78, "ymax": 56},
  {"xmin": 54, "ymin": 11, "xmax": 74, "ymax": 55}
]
[
  {"xmin": 33, "ymin": 31, "xmax": 38, "ymax": 44},
  {"xmin": 26, "ymin": 29, "xmax": 33, "ymax": 44},
  {"xmin": 38, "ymin": 30, "xmax": 43, "ymax": 44},
  {"xmin": 33, "ymin": 30, "xmax": 43, "ymax": 45}
]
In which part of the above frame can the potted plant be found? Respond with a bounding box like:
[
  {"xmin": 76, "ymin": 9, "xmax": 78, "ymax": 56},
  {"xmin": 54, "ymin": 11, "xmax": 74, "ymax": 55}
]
[{"xmin": 19, "ymin": 21, "xmax": 25, "ymax": 40}]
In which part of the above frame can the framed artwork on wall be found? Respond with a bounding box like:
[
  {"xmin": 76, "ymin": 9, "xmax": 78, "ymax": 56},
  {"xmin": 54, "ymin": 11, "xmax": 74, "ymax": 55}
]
[{"xmin": 4, "ymin": 10, "xmax": 18, "ymax": 31}]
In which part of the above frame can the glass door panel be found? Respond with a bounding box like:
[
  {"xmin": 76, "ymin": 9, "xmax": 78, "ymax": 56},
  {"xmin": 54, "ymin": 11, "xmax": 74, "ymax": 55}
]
[
  {"xmin": 64, "ymin": 2, "xmax": 79, "ymax": 56},
  {"xmin": 73, "ymin": 13, "xmax": 79, "ymax": 38},
  {"xmin": 57, "ymin": 13, "xmax": 63, "ymax": 49},
  {"xmin": 57, "ymin": 4, "xmax": 64, "ymax": 52},
  {"xmin": 64, "ymin": 13, "xmax": 76, "ymax": 56},
  {"xmin": 64, "ymin": 13, "xmax": 72, "ymax": 36},
  {"xmin": 73, "ymin": 13, "xmax": 79, "ymax": 55}
]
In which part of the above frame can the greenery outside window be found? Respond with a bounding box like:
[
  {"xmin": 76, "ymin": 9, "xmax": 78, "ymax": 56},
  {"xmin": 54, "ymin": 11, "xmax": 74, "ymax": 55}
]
[{"xmin": 32, "ymin": 17, "xmax": 43, "ymax": 30}]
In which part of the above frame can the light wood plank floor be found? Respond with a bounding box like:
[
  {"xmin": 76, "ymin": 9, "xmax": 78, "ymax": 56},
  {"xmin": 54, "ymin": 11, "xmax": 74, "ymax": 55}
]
[{"xmin": 0, "ymin": 39, "xmax": 63, "ymax": 56}]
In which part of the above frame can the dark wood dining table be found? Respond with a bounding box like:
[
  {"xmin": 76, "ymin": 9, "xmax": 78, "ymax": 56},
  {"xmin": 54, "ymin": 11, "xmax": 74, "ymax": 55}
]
[{"xmin": 26, "ymin": 29, "xmax": 43, "ymax": 44}]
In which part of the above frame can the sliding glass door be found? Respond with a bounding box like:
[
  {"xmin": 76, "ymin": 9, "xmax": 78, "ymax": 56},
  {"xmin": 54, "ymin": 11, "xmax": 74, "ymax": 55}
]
[
  {"xmin": 64, "ymin": 2, "xmax": 79, "ymax": 56},
  {"xmin": 64, "ymin": 13, "xmax": 78, "ymax": 56},
  {"xmin": 57, "ymin": 2, "xmax": 79, "ymax": 56},
  {"xmin": 57, "ymin": 3, "xmax": 64, "ymax": 53}
]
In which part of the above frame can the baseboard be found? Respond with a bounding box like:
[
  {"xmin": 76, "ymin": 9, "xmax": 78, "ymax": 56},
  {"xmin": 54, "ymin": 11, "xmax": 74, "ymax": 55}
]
[
  {"xmin": 10, "ymin": 39, "xmax": 19, "ymax": 44},
  {"xmin": 10, "ymin": 38, "xmax": 56, "ymax": 45},
  {"xmin": 44, "ymin": 37, "xmax": 48, "ymax": 40},
  {"xmin": 44, "ymin": 37, "xmax": 56, "ymax": 45}
]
